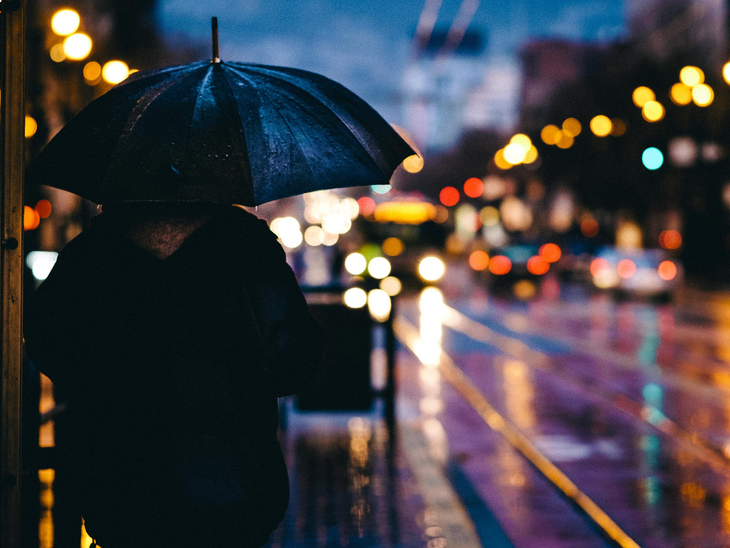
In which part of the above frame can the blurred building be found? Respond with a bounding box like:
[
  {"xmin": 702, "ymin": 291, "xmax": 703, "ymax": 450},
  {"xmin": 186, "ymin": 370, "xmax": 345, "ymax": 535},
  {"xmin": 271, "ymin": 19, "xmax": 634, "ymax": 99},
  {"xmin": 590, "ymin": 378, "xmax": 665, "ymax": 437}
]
[
  {"xmin": 401, "ymin": 26, "xmax": 520, "ymax": 153},
  {"xmin": 626, "ymin": 0, "xmax": 727, "ymax": 66},
  {"xmin": 518, "ymin": 39, "xmax": 603, "ymax": 132}
]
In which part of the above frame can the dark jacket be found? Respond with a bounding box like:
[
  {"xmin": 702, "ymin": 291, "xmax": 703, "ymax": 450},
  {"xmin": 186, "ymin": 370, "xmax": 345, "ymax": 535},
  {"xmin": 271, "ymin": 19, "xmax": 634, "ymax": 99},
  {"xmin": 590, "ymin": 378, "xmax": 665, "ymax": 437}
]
[{"xmin": 24, "ymin": 207, "xmax": 324, "ymax": 548}]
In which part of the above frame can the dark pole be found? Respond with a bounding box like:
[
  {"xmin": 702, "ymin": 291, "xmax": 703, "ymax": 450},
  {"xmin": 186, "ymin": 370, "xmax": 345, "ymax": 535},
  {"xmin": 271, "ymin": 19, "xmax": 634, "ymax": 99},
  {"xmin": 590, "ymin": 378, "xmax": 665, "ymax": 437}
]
[
  {"xmin": 212, "ymin": 17, "xmax": 220, "ymax": 63},
  {"xmin": 1, "ymin": 0, "xmax": 26, "ymax": 546}
]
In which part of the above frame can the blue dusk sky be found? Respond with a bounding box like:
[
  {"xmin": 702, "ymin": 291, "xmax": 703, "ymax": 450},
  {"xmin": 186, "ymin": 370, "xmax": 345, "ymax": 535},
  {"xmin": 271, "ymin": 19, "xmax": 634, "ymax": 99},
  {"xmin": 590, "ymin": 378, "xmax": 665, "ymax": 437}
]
[{"xmin": 155, "ymin": 0, "xmax": 625, "ymax": 123}]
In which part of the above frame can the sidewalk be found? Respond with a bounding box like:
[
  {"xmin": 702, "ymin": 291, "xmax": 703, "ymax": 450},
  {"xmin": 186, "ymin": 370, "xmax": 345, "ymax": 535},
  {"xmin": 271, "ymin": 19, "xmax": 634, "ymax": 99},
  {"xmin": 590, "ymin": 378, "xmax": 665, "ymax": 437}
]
[{"xmin": 265, "ymin": 400, "xmax": 485, "ymax": 548}]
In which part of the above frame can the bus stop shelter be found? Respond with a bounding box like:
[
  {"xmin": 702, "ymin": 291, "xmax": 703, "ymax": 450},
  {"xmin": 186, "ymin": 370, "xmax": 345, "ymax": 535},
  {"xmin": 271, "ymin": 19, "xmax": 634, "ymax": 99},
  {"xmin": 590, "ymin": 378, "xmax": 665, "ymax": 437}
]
[{"xmin": 1, "ymin": 0, "xmax": 26, "ymax": 547}]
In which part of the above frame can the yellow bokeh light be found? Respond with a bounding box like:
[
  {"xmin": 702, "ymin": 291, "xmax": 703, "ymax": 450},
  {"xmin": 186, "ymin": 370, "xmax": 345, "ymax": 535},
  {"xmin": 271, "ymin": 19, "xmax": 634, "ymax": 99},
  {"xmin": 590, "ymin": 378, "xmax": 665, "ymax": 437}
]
[
  {"xmin": 49, "ymin": 43, "xmax": 66, "ymax": 63},
  {"xmin": 368, "ymin": 257, "xmax": 392, "ymax": 279},
  {"xmin": 494, "ymin": 149, "xmax": 512, "ymax": 170},
  {"xmin": 590, "ymin": 115, "xmax": 612, "ymax": 137},
  {"xmin": 724, "ymin": 62, "xmax": 730, "ymax": 85},
  {"xmin": 503, "ymin": 142, "xmax": 527, "ymax": 164},
  {"xmin": 679, "ymin": 66, "xmax": 704, "ymax": 87},
  {"xmin": 102, "ymin": 60, "xmax": 130, "ymax": 85},
  {"xmin": 509, "ymin": 133, "xmax": 532, "ymax": 152},
  {"xmin": 642, "ymin": 100, "xmax": 665, "ymax": 122},
  {"xmin": 692, "ymin": 83, "xmax": 714, "ymax": 107},
  {"xmin": 403, "ymin": 154, "xmax": 424, "ymax": 173},
  {"xmin": 344, "ymin": 252, "xmax": 367, "ymax": 276},
  {"xmin": 382, "ymin": 237, "xmax": 405, "ymax": 256},
  {"xmin": 632, "ymin": 86, "xmax": 655, "ymax": 108},
  {"xmin": 418, "ymin": 256, "xmax": 446, "ymax": 282},
  {"xmin": 562, "ymin": 118, "xmax": 582, "ymax": 137},
  {"xmin": 541, "ymin": 124, "xmax": 561, "ymax": 145},
  {"xmin": 24, "ymin": 116, "xmax": 38, "ymax": 138},
  {"xmin": 51, "ymin": 9, "xmax": 80, "ymax": 36},
  {"xmin": 380, "ymin": 276, "xmax": 402, "ymax": 297},
  {"xmin": 670, "ymin": 82, "xmax": 692, "ymax": 105},
  {"xmin": 83, "ymin": 61, "xmax": 101, "ymax": 82},
  {"xmin": 556, "ymin": 131, "xmax": 574, "ymax": 149},
  {"xmin": 523, "ymin": 145, "xmax": 538, "ymax": 164},
  {"xmin": 63, "ymin": 33, "xmax": 92, "ymax": 61}
]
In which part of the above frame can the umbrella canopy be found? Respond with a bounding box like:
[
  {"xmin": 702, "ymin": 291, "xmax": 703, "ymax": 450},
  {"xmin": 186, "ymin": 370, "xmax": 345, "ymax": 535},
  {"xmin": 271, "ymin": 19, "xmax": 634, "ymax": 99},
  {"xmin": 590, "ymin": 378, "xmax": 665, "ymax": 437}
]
[{"xmin": 27, "ymin": 60, "xmax": 415, "ymax": 205}]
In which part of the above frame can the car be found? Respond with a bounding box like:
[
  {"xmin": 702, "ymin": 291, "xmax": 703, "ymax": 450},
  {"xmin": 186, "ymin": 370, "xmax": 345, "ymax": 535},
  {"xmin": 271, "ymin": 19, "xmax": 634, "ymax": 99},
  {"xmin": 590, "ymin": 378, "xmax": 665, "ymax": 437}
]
[{"xmin": 588, "ymin": 246, "xmax": 682, "ymax": 300}]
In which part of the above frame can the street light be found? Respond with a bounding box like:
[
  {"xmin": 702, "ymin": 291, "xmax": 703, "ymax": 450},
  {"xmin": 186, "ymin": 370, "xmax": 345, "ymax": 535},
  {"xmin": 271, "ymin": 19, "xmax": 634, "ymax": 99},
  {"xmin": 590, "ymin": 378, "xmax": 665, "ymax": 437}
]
[
  {"xmin": 63, "ymin": 33, "xmax": 92, "ymax": 61},
  {"xmin": 51, "ymin": 9, "xmax": 80, "ymax": 36},
  {"xmin": 102, "ymin": 60, "xmax": 130, "ymax": 84}
]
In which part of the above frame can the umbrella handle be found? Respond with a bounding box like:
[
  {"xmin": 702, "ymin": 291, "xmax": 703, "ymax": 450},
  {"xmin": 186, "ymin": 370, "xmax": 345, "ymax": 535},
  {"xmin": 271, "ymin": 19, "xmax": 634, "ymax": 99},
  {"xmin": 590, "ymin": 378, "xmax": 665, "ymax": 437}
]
[{"xmin": 211, "ymin": 17, "xmax": 220, "ymax": 63}]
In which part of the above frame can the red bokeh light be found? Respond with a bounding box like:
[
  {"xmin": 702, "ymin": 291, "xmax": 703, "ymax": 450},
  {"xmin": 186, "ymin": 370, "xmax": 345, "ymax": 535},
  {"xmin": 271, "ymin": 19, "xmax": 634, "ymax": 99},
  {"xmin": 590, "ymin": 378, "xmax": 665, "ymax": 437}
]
[
  {"xmin": 439, "ymin": 186, "xmax": 460, "ymax": 207},
  {"xmin": 35, "ymin": 199, "xmax": 52, "ymax": 219},
  {"xmin": 658, "ymin": 260, "xmax": 677, "ymax": 280},
  {"xmin": 489, "ymin": 255, "xmax": 512, "ymax": 275},
  {"xmin": 659, "ymin": 229, "xmax": 682, "ymax": 250},
  {"xmin": 617, "ymin": 259, "xmax": 636, "ymax": 279},
  {"xmin": 539, "ymin": 243, "xmax": 562, "ymax": 263},
  {"xmin": 357, "ymin": 196, "xmax": 376, "ymax": 216},
  {"xmin": 527, "ymin": 256, "xmax": 550, "ymax": 275},
  {"xmin": 468, "ymin": 250, "xmax": 490, "ymax": 271},
  {"xmin": 463, "ymin": 177, "xmax": 484, "ymax": 198},
  {"xmin": 590, "ymin": 258, "xmax": 610, "ymax": 277}
]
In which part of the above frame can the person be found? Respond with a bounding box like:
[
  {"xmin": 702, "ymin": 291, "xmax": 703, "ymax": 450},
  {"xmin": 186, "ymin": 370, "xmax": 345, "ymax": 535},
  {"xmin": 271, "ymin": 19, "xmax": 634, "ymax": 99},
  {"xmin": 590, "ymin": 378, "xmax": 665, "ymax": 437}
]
[{"xmin": 24, "ymin": 202, "xmax": 325, "ymax": 548}]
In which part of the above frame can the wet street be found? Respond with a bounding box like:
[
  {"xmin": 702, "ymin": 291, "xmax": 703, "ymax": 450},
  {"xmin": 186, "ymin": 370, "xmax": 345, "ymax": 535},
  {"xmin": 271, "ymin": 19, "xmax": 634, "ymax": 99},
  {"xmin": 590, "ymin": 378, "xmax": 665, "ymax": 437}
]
[{"xmin": 266, "ymin": 268, "xmax": 730, "ymax": 548}]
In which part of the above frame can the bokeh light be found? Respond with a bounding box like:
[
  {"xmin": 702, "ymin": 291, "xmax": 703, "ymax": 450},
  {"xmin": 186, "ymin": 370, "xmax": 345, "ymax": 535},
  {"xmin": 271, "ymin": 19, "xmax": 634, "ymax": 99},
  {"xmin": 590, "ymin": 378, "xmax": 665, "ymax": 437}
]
[
  {"xmin": 556, "ymin": 131, "xmax": 574, "ymax": 149},
  {"xmin": 463, "ymin": 177, "xmax": 484, "ymax": 198},
  {"xmin": 23, "ymin": 206, "xmax": 40, "ymax": 231},
  {"xmin": 692, "ymin": 83, "xmax": 714, "ymax": 107},
  {"xmin": 51, "ymin": 9, "xmax": 80, "ymax": 36},
  {"xmin": 83, "ymin": 61, "xmax": 102, "ymax": 83},
  {"xmin": 659, "ymin": 229, "xmax": 682, "ymax": 250},
  {"xmin": 25, "ymin": 116, "xmax": 38, "ymax": 138},
  {"xmin": 632, "ymin": 86, "xmax": 655, "ymax": 107},
  {"xmin": 489, "ymin": 255, "xmax": 511, "ymax": 275},
  {"xmin": 402, "ymin": 154, "xmax": 424, "ymax": 173},
  {"xmin": 642, "ymin": 100, "xmax": 665, "ymax": 122},
  {"xmin": 63, "ymin": 33, "xmax": 92, "ymax": 60},
  {"xmin": 590, "ymin": 258, "xmax": 610, "ymax": 277},
  {"xmin": 468, "ymin": 250, "xmax": 490, "ymax": 271},
  {"xmin": 658, "ymin": 260, "xmax": 677, "ymax": 281},
  {"xmin": 679, "ymin": 66, "xmax": 704, "ymax": 87},
  {"xmin": 590, "ymin": 115, "xmax": 612, "ymax": 137},
  {"xmin": 724, "ymin": 62, "xmax": 730, "ymax": 85},
  {"xmin": 541, "ymin": 124, "xmax": 561, "ymax": 145},
  {"xmin": 380, "ymin": 276, "xmax": 402, "ymax": 296},
  {"xmin": 494, "ymin": 149, "xmax": 512, "ymax": 170},
  {"xmin": 367, "ymin": 289, "xmax": 392, "ymax": 322},
  {"xmin": 617, "ymin": 259, "xmax": 637, "ymax": 279},
  {"xmin": 527, "ymin": 256, "xmax": 550, "ymax": 275},
  {"xmin": 670, "ymin": 83, "xmax": 692, "ymax": 105},
  {"xmin": 368, "ymin": 257, "xmax": 392, "ymax": 279},
  {"xmin": 642, "ymin": 147, "xmax": 664, "ymax": 170},
  {"xmin": 357, "ymin": 196, "xmax": 376, "ymax": 217},
  {"xmin": 102, "ymin": 60, "xmax": 130, "ymax": 84},
  {"xmin": 562, "ymin": 118, "xmax": 582, "ymax": 137},
  {"xmin": 49, "ymin": 44, "xmax": 66, "ymax": 63},
  {"xmin": 503, "ymin": 142, "xmax": 527, "ymax": 164},
  {"xmin": 382, "ymin": 237, "xmax": 405, "ymax": 256},
  {"xmin": 344, "ymin": 252, "xmax": 367, "ymax": 275},
  {"xmin": 35, "ymin": 200, "xmax": 52, "ymax": 219},
  {"xmin": 439, "ymin": 186, "xmax": 460, "ymax": 207},
  {"xmin": 344, "ymin": 287, "xmax": 367, "ymax": 309},
  {"xmin": 610, "ymin": 119, "xmax": 627, "ymax": 136},
  {"xmin": 304, "ymin": 225, "xmax": 325, "ymax": 246},
  {"xmin": 418, "ymin": 256, "xmax": 446, "ymax": 282},
  {"xmin": 539, "ymin": 243, "xmax": 561, "ymax": 263},
  {"xmin": 513, "ymin": 280, "xmax": 537, "ymax": 300}
]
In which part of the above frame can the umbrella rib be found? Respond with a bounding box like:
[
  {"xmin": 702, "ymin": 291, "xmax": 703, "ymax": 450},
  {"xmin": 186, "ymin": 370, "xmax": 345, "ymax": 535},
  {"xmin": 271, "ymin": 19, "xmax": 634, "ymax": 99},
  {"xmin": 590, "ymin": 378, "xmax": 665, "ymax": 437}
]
[
  {"xmin": 237, "ymin": 65, "xmax": 390, "ymax": 177},
  {"xmin": 225, "ymin": 67, "xmax": 322, "ymax": 196}
]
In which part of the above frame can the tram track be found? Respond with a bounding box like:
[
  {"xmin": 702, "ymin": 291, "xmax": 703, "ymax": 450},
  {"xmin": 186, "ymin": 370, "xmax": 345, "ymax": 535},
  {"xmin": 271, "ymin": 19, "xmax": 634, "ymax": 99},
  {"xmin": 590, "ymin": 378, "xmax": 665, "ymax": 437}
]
[
  {"xmin": 394, "ymin": 317, "xmax": 643, "ymax": 548},
  {"xmin": 437, "ymin": 303, "xmax": 730, "ymax": 477}
]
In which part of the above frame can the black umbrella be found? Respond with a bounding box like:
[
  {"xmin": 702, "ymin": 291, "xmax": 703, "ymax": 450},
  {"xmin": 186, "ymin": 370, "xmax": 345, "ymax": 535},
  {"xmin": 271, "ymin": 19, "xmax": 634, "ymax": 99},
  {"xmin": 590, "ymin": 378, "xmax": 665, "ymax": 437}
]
[{"xmin": 27, "ymin": 19, "xmax": 415, "ymax": 205}]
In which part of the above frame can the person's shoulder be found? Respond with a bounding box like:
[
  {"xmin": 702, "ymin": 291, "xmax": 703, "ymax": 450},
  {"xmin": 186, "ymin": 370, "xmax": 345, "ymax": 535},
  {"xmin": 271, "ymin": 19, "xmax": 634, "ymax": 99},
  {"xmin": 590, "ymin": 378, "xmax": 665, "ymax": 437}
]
[{"xmin": 225, "ymin": 206, "xmax": 279, "ymax": 244}]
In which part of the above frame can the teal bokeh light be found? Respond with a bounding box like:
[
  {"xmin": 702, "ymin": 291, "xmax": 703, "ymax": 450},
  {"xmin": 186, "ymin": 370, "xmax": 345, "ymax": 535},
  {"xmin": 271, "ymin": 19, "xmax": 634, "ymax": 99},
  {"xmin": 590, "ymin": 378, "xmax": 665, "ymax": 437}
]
[{"xmin": 642, "ymin": 147, "xmax": 664, "ymax": 170}]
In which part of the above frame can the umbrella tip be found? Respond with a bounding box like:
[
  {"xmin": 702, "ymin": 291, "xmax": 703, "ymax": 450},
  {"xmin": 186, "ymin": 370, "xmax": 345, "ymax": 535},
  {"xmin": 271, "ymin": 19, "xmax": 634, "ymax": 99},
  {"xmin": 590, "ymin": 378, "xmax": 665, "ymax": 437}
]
[{"xmin": 211, "ymin": 17, "xmax": 221, "ymax": 64}]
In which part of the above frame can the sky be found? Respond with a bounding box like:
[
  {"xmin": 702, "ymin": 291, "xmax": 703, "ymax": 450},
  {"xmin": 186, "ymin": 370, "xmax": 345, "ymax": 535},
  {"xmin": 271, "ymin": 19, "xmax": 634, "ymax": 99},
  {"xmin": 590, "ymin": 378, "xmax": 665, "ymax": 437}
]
[{"xmin": 155, "ymin": 0, "xmax": 625, "ymax": 125}]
